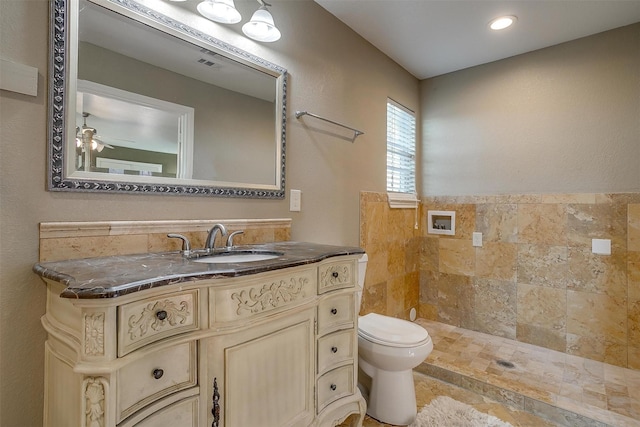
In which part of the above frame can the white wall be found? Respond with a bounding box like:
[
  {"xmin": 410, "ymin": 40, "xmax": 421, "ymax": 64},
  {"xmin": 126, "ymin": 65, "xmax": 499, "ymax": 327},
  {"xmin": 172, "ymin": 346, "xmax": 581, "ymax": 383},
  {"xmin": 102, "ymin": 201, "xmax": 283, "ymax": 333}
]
[
  {"xmin": 0, "ymin": 0, "xmax": 418, "ymax": 424},
  {"xmin": 420, "ymin": 23, "xmax": 640, "ymax": 197}
]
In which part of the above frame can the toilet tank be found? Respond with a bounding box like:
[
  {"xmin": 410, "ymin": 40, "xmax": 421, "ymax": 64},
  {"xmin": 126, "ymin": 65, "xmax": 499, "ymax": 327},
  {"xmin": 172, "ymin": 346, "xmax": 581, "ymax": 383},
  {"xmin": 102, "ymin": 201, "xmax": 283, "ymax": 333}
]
[{"xmin": 356, "ymin": 253, "xmax": 368, "ymax": 311}]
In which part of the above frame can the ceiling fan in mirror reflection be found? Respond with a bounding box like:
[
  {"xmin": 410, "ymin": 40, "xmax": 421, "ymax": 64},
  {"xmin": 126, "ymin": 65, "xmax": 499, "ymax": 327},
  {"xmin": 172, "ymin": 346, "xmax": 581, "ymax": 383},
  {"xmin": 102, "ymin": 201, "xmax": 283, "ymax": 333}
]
[{"xmin": 75, "ymin": 112, "xmax": 114, "ymax": 153}]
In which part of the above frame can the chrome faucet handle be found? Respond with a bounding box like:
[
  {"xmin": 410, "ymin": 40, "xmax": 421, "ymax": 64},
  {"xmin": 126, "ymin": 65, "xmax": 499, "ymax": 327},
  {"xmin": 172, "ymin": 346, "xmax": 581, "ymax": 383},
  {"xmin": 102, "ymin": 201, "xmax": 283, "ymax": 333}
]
[
  {"xmin": 167, "ymin": 233, "xmax": 191, "ymax": 256},
  {"xmin": 226, "ymin": 230, "xmax": 244, "ymax": 247}
]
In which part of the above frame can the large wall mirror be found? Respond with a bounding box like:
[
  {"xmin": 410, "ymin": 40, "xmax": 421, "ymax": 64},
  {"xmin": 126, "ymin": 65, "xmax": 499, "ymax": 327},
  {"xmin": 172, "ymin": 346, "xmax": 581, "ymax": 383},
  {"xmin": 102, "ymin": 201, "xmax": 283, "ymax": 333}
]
[{"xmin": 49, "ymin": 0, "xmax": 287, "ymax": 198}]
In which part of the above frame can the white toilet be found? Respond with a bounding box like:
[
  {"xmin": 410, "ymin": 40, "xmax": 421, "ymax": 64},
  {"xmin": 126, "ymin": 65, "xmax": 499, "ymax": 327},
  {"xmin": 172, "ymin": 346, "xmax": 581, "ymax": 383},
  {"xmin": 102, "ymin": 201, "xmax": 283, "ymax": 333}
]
[{"xmin": 356, "ymin": 254, "xmax": 433, "ymax": 426}]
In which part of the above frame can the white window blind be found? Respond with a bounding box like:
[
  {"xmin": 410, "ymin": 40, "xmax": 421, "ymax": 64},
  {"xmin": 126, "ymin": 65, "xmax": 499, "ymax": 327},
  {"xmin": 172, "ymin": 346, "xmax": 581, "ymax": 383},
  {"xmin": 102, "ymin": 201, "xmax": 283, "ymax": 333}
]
[{"xmin": 386, "ymin": 99, "xmax": 416, "ymax": 194}]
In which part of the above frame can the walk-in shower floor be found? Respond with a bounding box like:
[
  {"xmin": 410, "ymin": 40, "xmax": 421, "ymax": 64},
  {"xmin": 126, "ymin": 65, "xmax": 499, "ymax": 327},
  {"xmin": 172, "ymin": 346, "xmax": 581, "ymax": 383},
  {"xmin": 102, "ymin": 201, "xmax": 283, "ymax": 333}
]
[{"xmin": 415, "ymin": 319, "xmax": 640, "ymax": 427}]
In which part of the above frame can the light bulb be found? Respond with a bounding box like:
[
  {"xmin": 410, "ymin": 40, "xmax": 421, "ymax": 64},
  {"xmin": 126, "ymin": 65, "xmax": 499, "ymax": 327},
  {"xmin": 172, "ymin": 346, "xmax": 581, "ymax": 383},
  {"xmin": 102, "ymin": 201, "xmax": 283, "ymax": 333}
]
[
  {"xmin": 197, "ymin": 0, "xmax": 241, "ymax": 24},
  {"xmin": 242, "ymin": 6, "xmax": 281, "ymax": 42},
  {"xmin": 489, "ymin": 16, "xmax": 517, "ymax": 31}
]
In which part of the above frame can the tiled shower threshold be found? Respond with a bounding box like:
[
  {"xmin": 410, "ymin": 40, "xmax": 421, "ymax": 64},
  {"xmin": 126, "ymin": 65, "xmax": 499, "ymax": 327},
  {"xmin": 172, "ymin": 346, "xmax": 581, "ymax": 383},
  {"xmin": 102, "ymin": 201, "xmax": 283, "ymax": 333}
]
[{"xmin": 414, "ymin": 319, "xmax": 640, "ymax": 427}]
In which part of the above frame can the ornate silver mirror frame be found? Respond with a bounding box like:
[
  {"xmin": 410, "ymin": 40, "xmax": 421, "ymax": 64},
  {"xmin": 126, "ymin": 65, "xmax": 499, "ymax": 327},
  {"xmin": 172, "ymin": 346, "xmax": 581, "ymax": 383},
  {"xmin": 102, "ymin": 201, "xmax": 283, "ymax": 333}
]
[{"xmin": 48, "ymin": 0, "xmax": 287, "ymax": 198}]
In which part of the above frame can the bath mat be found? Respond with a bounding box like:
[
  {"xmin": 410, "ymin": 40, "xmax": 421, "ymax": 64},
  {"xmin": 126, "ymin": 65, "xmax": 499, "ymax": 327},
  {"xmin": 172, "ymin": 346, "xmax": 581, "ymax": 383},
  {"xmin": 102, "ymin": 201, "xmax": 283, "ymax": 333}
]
[{"xmin": 409, "ymin": 396, "xmax": 514, "ymax": 427}]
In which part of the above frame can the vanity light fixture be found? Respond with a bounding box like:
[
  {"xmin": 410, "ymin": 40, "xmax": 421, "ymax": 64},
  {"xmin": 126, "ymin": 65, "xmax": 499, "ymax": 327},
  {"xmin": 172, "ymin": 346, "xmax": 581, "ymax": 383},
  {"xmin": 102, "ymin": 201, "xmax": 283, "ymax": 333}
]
[
  {"xmin": 197, "ymin": 0, "xmax": 242, "ymax": 24},
  {"xmin": 489, "ymin": 15, "xmax": 517, "ymax": 30},
  {"xmin": 242, "ymin": 0, "xmax": 281, "ymax": 42}
]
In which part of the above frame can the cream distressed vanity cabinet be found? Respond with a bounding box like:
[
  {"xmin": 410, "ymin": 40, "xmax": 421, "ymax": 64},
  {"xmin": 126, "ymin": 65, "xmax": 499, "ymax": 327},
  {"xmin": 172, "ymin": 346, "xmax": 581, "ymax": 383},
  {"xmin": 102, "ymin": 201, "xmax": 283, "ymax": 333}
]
[{"xmin": 37, "ymin": 245, "xmax": 366, "ymax": 427}]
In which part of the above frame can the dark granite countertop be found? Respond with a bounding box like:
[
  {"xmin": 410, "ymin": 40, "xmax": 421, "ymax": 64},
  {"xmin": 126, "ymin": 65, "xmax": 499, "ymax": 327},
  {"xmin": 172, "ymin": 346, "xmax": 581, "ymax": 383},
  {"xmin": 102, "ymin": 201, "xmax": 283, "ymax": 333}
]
[{"xmin": 33, "ymin": 241, "xmax": 365, "ymax": 299}]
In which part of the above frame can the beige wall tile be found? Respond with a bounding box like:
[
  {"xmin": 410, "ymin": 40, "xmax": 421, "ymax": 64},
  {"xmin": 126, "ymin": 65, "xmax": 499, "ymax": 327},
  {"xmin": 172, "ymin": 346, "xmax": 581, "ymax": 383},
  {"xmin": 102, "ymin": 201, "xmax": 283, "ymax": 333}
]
[
  {"xmin": 361, "ymin": 199, "xmax": 388, "ymax": 245},
  {"xmin": 629, "ymin": 204, "xmax": 640, "ymax": 252},
  {"xmin": 439, "ymin": 238, "xmax": 475, "ymax": 276},
  {"xmin": 387, "ymin": 240, "xmax": 406, "ymax": 277},
  {"xmin": 420, "ymin": 237, "xmax": 439, "ymax": 272},
  {"xmin": 419, "ymin": 303, "xmax": 438, "ymax": 321},
  {"xmin": 517, "ymin": 323, "xmax": 566, "ymax": 352},
  {"xmin": 566, "ymin": 334, "xmax": 627, "ymax": 367},
  {"xmin": 365, "ymin": 191, "xmax": 640, "ymax": 369},
  {"xmin": 387, "ymin": 275, "xmax": 406, "ymax": 317},
  {"xmin": 476, "ymin": 203, "xmax": 518, "ymax": 243},
  {"xmin": 567, "ymin": 290, "xmax": 627, "ymax": 345},
  {"xmin": 567, "ymin": 203, "xmax": 627, "ymax": 249},
  {"xmin": 436, "ymin": 273, "xmax": 473, "ymax": 328},
  {"xmin": 629, "ymin": 253, "xmax": 640, "ymax": 343},
  {"xmin": 40, "ymin": 235, "xmax": 149, "ymax": 262},
  {"xmin": 540, "ymin": 193, "xmax": 597, "ymax": 204},
  {"xmin": 629, "ymin": 347, "xmax": 640, "ymax": 370},
  {"xmin": 518, "ymin": 203, "xmax": 567, "ymax": 245},
  {"xmin": 361, "ymin": 241, "xmax": 389, "ymax": 286},
  {"xmin": 406, "ymin": 237, "xmax": 422, "ymax": 273},
  {"xmin": 567, "ymin": 247, "xmax": 627, "ymax": 299},
  {"xmin": 517, "ymin": 283, "xmax": 566, "ymax": 333},
  {"xmin": 360, "ymin": 280, "xmax": 387, "ymax": 316},
  {"xmin": 476, "ymin": 242, "xmax": 517, "ymax": 281},
  {"xmin": 473, "ymin": 278, "xmax": 516, "ymax": 339},
  {"xmin": 405, "ymin": 271, "xmax": 420, "ymax": 311},
  {"xmin": 517, "ymin": 244, "xmax": 569, "ymax": 289},
  {"xmin": 420, "ymin": 270, "xmax": 439, "ymax": 305}
]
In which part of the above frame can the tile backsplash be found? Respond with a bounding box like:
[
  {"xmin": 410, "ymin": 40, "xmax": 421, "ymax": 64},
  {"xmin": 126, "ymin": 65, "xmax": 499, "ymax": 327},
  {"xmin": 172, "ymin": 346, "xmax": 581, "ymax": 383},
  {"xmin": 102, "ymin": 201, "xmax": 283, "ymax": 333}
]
[
  {"xmin": 360, "ymin": 191, "xmax": 640, "ymax": 370},
  {"xmin": 39, "ymin": 219, "xmax": 291, "ymax": 262}
]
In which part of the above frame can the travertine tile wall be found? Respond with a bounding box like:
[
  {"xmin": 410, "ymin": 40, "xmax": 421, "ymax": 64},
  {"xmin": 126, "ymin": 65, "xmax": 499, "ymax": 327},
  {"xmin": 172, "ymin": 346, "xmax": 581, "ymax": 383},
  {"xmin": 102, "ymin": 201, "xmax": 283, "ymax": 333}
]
[
  {"xmin": 359, "ymin": 192, "xmax": 422, "ymax": 319},
  {"xmin": 420, "ymin": 193, "xmax": 640, "ymax": 370},
  {"xmin": 39, "ymin": 219, "xmax": 291, "ymax": 262},
  {"xmin": 359, "ymin": 192, "xmax": 640, "ymax": 370}
]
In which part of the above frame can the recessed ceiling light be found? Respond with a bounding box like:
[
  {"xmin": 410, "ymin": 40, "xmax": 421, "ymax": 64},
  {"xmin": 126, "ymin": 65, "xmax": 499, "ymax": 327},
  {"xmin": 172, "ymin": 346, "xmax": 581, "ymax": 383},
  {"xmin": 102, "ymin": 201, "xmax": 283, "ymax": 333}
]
[{"xmin": 489, "ymin": 15, "xmax": 517, "ymax": 31}]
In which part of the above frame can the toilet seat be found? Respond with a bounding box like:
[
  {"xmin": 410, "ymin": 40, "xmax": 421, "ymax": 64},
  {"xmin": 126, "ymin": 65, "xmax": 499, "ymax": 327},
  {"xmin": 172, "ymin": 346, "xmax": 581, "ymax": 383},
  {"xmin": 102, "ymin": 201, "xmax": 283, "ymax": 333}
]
[{"xmin": 358, "ymin": 313, "xmax": 430, "ymax": 348}]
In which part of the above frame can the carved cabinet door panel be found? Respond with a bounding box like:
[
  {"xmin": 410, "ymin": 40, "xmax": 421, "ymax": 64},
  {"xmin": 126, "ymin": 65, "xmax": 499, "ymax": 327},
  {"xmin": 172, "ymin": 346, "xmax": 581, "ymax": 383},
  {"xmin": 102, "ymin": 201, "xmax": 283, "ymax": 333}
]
[{"xmin": 203, "ymin": 308, "xmax": 315, "ymax": 427}]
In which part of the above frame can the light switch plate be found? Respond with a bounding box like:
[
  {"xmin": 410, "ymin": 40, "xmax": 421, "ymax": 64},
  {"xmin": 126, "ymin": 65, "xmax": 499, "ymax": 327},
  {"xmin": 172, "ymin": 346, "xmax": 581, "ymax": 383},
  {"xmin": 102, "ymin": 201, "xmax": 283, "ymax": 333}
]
[
  {"xmin": 592, "ymin": 238, "xmax": 611, "ymax": 255},
  {"xmin": 290, "ymin": 189, "xmax": 301, "ymax": 212},
  {"xmin": 472, "ymin": 232, "xmax": 483, "ymax": 247}
]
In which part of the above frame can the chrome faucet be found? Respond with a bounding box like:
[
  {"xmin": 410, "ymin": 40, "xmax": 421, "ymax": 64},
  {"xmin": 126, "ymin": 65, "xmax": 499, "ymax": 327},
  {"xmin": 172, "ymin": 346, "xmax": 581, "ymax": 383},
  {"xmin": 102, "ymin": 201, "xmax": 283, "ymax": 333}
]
[{"xmin": 205, "ymin": 223, "xmax": 228, "ymax": 252}]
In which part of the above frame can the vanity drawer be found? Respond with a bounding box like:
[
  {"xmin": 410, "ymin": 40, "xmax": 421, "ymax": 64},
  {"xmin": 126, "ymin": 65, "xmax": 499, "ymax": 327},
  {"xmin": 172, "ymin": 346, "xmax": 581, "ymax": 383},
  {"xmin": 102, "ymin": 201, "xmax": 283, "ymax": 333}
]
[
  {"xmin": 317, "ymin": 365, "xmax": 354, "ymax": 413},
  {"xmin": 210, "ymin": 266, "xmax": 316, "ymax": 326},
  {"xmin": 124, "ymin": 396, "xmax": 199, "ymax": 427},
  {"xmin": 119, "ymin": 290, "xmax": 199, "ymax": 356},
  {"xmin": 317, "ymin": 293, "xmax": 355, "ymax": 336},
  {"xmin": 317, "ymin": 329, "xmax": 354, "ymax": 374},
  {"xmin": 318, "ymin": 259, "xmax": 356, "ymax": 294},
  {"xmin": 117, "ymin": 341, "xmax": 197, "ymax": 422}
]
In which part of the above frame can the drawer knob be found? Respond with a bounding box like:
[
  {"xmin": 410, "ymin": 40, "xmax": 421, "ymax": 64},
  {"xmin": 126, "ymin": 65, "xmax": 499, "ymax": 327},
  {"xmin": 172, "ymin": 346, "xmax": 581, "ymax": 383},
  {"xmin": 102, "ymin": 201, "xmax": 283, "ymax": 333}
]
[
  {"xmin": 152, "ymin": 368, "xmax": 164, "ymax": 379},
  {"xmin": 331, "ymin": 346, "xmax": 338, "ymax": 353},
  {"xmin": 330, "ymin": 308, "xmax": 337, "ymax": 315},
  {"xmin": 332, "ymin": 271, "xmax": 339, "ymax": 278},
  {"xmin": 330, "ymin": 384, "xmax": 337, "ymax": 391},
  {"xmin": 155, "ymin": 310, "xmax": 168, "ymax": 321}
]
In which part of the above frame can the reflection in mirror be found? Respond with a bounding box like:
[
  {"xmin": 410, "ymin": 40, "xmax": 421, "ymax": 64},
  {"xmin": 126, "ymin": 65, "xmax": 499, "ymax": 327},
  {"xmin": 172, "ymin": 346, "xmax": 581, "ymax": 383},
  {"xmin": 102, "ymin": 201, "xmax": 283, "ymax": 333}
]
[{"xmin": 49, "ymin": 0, "xmax": 287, "ymax": 198}]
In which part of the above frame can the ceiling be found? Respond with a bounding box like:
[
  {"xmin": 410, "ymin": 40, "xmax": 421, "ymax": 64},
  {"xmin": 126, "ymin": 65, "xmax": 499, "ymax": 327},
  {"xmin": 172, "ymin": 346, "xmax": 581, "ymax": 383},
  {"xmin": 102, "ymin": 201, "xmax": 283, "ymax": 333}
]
[{"xmin": 314, "ymin": 0, "xmax": 640, "ymax": 79}]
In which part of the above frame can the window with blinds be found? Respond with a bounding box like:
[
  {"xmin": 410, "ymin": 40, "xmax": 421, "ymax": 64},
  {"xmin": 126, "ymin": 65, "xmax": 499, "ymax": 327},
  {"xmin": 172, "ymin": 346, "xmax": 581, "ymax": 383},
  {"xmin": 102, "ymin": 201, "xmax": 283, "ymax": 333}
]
[{"xmin": 386, "ymin": 99, "xmax": 416, "ymax": 195}]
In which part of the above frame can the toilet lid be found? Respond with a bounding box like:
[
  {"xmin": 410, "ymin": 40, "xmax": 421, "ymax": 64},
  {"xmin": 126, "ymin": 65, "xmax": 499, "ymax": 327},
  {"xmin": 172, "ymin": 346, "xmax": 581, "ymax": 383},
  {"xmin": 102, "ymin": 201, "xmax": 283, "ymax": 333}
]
[{"xmin": 358, "ymin": 313, "xmax": 430, "ymax": 347}]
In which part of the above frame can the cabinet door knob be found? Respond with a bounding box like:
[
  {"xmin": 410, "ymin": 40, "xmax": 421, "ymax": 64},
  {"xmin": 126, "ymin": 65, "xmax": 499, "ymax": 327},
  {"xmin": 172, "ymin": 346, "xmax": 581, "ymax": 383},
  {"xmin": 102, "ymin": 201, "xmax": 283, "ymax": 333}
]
[
  {"xmin": 330, "ymin": 384, "xmax": 337, "ymax": 391},
  {"xmin": 332, "ymin": 271, "xmax": 339, "ymax": 278},
  {"xmin": 152, "ymin": 368, "xmax": 164, "ymax": 379},
  {"xmin": 330, "ymin": 308, "xmax": 337, "ymax": 315},
  {"xmin": 331, "ymin": 346, "xmax": 338, "ymax": 353},
  {"xmin": 156, "ymin": 310, "xmax": 168, "ymax": 321}
]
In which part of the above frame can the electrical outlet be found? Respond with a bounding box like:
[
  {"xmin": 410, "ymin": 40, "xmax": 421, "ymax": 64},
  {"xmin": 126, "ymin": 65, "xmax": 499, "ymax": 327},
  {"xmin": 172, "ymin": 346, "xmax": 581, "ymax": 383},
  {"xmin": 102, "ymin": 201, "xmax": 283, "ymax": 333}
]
[{"xmin": 472, "ymin": 232, "xmax": 483, "ymax": 247}]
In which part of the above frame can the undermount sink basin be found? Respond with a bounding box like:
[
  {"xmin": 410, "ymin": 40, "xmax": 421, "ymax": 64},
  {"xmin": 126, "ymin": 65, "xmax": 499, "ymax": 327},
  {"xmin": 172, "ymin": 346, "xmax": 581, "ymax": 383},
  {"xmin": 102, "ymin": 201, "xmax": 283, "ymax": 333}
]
[{"xmin": 191, "ymin": 251, "xmax": 282, "ymax": 264}]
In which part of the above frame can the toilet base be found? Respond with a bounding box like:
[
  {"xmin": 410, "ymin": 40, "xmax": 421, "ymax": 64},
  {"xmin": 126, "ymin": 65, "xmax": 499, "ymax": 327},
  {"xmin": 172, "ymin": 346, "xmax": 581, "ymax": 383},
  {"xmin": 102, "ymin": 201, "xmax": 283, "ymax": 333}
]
[{"xmin": 359, "ymin": 361, "xmax": 417, "ymax": 426}]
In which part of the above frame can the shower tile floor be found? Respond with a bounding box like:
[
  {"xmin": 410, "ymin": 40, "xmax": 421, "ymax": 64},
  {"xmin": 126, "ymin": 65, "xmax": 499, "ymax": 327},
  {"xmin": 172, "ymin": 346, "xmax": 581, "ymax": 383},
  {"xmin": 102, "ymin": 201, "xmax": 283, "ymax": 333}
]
[{"xmin": 344, "ymin": 319, "xmax": 640, "ymax": 427}]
